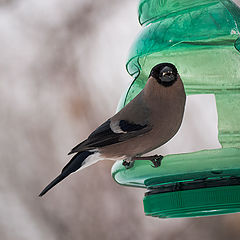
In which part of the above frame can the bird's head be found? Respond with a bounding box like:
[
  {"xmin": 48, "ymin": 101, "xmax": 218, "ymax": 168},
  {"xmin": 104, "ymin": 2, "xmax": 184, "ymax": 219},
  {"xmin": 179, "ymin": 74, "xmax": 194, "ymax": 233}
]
[{"xmin": 149, "ymin": 63, "xmax": 178, "ymax": 87}]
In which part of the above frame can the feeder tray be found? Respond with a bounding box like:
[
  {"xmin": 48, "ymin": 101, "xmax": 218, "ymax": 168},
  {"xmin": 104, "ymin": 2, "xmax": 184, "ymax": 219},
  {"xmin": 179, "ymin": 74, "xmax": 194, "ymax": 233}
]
[{"xmin": 112, "ymin": 0, "xmax": 240, "ymax": 218}]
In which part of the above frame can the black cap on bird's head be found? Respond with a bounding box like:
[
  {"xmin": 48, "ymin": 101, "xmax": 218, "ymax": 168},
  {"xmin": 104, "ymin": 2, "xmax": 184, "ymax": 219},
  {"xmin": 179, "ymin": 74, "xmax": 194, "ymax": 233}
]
[{"xmin": 149, "ymin": 63, "xmax": 178, "ymax": 87}]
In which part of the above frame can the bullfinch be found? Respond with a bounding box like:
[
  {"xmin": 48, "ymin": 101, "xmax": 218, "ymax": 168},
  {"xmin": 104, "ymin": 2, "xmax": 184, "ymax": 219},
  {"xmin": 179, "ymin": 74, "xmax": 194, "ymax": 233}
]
[{"xmin": 39, "ymin": 63, "xmax": 186, "ymax": 196}]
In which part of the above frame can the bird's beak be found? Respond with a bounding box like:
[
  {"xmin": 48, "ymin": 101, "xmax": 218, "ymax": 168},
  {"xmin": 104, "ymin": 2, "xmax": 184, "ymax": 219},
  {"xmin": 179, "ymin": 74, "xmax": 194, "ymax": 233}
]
[{"xmin": 160, "ymin": 71, "xmax": 175, "ymax": 82}]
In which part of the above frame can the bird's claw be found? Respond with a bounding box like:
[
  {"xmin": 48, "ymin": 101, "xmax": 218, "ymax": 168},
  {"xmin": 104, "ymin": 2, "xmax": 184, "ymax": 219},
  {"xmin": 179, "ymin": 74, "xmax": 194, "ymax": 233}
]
[
  {"xmin": 150, "ymin": 156, "xmax": 163, "ymax": 168},
  {"xmin": 122, "ymin": 160, "xmax": 135, "ymax": 169}
]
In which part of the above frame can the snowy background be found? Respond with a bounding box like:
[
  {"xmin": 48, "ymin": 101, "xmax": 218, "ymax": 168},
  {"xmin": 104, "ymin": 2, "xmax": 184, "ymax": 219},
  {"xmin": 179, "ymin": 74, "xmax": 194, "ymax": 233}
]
[{"xmin": 1, "ymin": 0, "xmax": 240, "ymax": 239}]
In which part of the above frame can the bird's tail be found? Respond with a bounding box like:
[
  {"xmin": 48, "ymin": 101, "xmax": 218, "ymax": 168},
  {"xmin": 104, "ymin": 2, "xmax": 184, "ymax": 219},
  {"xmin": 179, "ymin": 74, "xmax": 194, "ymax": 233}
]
[{"xmin": 39, "ymin": 151, "xmax": 94, "ymax": 197}]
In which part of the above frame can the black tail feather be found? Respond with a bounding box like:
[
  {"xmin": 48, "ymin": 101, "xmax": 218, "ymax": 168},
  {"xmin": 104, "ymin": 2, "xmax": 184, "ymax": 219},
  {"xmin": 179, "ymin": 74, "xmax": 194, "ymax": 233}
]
[
  {"xmin": 39, "ymin": 151, "xmax": 94, "ymax": 197},
  {"xmin": 39, "ymin": 173, "xmax": 67, "ymax": 197}
]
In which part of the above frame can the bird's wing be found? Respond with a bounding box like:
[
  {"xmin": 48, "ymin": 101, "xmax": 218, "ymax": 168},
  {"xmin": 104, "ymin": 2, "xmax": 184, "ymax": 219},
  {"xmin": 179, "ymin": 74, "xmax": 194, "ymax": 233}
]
[
  {"xmin": 68, "ymin": 91, "xmax": 152, "ymax": 154},
  {"xmin": 68, "ymin": 118, "xmax": 152, "ymax": 154}
]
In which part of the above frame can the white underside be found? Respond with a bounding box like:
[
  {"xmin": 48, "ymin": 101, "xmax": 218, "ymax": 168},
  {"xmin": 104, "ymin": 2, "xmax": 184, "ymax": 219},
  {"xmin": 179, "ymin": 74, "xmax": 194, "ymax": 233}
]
[{"xmin": 80, "ymin": 151, "xmax": 126, "ymax": 171}]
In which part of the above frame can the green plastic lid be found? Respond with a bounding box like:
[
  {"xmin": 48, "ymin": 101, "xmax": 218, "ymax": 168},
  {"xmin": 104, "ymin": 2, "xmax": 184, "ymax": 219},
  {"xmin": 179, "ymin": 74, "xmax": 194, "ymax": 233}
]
[{"xmin": 112, "ymin": 0, "xmax": 240, "ymax": 218}]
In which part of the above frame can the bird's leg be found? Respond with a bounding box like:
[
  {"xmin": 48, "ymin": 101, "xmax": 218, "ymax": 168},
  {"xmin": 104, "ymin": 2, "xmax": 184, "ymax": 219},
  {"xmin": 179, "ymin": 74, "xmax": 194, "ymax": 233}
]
[{"xmin": 132, "ymin": 155, "xmax": 163, "ymax": 168}]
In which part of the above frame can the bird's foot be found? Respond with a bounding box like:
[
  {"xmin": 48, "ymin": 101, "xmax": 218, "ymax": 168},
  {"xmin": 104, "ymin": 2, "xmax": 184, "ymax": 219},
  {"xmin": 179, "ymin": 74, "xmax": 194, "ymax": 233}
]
[
  {"xmin": 150, "ymin": 155, "xmax": 163, "ymax": 168},
  {"xmin": 122, "ymin": 160, "xmax": 135, "ymax": 169},
  {"xmin": 132, "ymin": 155, "xmax": 163, "ymax": 168}
]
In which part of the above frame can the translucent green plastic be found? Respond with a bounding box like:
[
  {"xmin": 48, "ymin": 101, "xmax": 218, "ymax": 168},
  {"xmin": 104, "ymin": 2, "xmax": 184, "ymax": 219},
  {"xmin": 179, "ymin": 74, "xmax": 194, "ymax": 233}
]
[{"xmin": 112, "ymin": 0, "xmax": 240, "ymax": 218}]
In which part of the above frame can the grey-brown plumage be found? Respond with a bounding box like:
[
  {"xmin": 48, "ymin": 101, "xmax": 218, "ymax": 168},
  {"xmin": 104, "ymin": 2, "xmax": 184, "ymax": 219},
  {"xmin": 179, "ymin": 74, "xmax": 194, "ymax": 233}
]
[{"xmin": 39, "ymin": 63, "xmax": 186, "ymax": 196}]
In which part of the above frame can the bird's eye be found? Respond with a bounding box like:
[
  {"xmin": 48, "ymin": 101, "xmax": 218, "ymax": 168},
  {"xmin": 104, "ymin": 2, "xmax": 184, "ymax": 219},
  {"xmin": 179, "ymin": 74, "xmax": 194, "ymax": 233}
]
[{"xmin": 162, "ymin": 71, "xmax": 172, "ymax": 77}]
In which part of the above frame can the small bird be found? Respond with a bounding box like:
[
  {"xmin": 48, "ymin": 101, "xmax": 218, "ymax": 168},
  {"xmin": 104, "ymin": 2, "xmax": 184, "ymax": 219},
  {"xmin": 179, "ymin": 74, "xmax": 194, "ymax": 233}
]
[{"xmin": 39, "ymin": 63, "xmax": 186, "ymax": 197}]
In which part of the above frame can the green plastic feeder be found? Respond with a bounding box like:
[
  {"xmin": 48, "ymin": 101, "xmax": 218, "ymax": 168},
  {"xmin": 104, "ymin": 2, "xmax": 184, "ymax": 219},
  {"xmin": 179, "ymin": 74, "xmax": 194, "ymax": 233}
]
[{"xmin": 112, "ymin": 0, "xmax": 240, "ymax": 218}]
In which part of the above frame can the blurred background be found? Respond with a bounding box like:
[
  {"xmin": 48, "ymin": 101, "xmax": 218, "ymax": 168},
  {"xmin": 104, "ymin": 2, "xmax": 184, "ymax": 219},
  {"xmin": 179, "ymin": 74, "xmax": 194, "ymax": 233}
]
[{"xmin": 1, "ymin": 0, "xmax": 240, "ymax": 239}]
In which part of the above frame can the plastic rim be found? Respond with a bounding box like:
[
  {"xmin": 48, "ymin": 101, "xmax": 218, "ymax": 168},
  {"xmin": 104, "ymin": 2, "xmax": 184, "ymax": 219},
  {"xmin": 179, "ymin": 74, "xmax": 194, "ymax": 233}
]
[{"xmin": 143, "ymin": 185, "xmax": 240, "ymax": 218}]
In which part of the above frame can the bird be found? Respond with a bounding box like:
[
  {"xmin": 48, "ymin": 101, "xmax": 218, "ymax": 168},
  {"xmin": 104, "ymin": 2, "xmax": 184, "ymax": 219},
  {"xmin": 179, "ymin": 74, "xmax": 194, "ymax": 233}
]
[{"xmin": 39, "ymin": 63, "xmax": 186, "ymax": 197}]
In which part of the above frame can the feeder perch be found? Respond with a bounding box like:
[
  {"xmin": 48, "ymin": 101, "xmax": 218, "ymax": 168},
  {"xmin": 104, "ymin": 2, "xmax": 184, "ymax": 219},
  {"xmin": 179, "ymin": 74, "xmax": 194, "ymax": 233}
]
[{"xmin": 111, "ymin": 0, "xmax": 240, "ymax": 218}]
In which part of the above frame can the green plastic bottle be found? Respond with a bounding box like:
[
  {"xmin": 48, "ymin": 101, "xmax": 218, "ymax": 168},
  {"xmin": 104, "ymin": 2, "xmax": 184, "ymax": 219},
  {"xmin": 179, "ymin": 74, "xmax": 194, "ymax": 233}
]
[{"xmin": 112, "ymin": 0, "xmax": 240, "ymax": 218}]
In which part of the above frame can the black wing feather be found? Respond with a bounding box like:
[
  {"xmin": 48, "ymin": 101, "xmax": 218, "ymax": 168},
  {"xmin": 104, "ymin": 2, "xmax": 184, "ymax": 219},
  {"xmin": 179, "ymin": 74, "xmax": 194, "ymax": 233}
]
[
  {"xmin": 68, "ymin": 119, "xmax": 150, "ymax": 154},
  {"xmin": 119, "ymin": 120, "xmax": 147, "ymax": 132}
]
